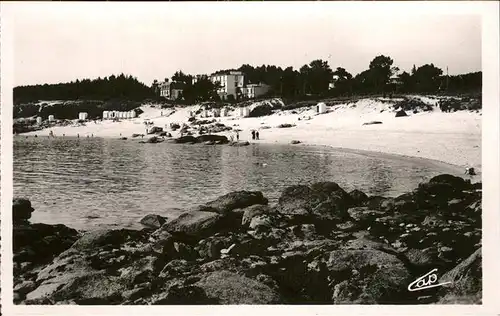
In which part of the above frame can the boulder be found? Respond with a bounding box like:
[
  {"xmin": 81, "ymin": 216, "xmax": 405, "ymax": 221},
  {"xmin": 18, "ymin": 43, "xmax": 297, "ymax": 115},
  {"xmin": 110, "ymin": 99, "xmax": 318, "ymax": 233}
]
[
  {"xmin": 395, "ymin": 110, "xmax": 407, "ymax": 117},
  {"xmin": 70, "ymin": 229, "xmax": 146, "ymax": 252},
  {"xmin": 13, "ymin": 198, "xmax": 35, "ymax": 223},
  {"xmin": 326, "ymin": 249, "xmax": 412, "ymax": 303},
  {"xmin": 348, "ymin": 189, "xmax": 369, "ymax": 207},
  {"xmin": 140, "ymin": 214, "xmax": 167, "ymax": 229},
  {"xmin": 194, "ymin": 270, "xmax": 282, "ymax": 304},
  {"xmin": 428, "ymin": 174, "xmax": 472, "ymax": 191},
  {"xmin": 13, "ymin": 223, "xmax": 80, "ymax": 266},
  {"xmin": 241, "ymin": 204, "xmax": 274, "ymax": 227},
  {"xmin": 161, "ymin": 211, "xmax": 224, "ymax": 240},
  {"xmin": 438, "ymin": 248, "xmax": 481, "ymax": 304},
  {"xmin": 277, "ymin": 182, "xmax": 351, "ymax": 222},
  {"xmin": 174, "ymin": 136, "xmax": 198, "ymax": 144},
  {"xmin": 201, "ymin": 191, "xmax": 268, "ymax": 215},
  {"xmin": 196, "ymin": 134, "xmax": 229, "ymax": 144},
  {"xmin": 290, "ymin": 140, "xmax": 301, "ymax": 144},
  {"xmin": 230, "ymin": 141, "xmax": 250, "ymax": 147},
  {"xmin": 145, "ymin": 136, "xmax": 163, "ymax": 143}
]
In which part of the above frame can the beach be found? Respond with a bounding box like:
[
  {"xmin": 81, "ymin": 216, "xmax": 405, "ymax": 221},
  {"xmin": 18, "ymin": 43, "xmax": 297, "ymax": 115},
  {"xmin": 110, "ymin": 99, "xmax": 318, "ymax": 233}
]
[{"xmin": 21, "ymin": 97, "xmax": 482, "ymax": 170}]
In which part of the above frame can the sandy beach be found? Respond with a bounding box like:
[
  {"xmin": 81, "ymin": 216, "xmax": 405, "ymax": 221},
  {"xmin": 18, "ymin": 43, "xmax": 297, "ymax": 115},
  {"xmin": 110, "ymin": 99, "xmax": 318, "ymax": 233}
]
[{"xmin": 22, "ymin": 97, "xmax": 482, "ymax": 170}]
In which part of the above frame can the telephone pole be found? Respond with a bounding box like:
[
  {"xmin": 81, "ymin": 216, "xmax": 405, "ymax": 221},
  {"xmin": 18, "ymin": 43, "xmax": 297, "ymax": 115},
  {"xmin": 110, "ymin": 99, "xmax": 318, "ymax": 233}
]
[{"xmin": 446, "ymin": 66, "xmax": 449, "ymax": 91}]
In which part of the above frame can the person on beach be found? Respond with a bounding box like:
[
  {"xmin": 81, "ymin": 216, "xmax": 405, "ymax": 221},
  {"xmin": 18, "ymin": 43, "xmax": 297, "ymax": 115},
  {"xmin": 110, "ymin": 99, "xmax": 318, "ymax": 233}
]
[
  {"xmin": 230, "ymin": 135, "xmax": 234, "ymax": 142},
  {"xmin": 77, "ymin": 134, "xmax": 80, "ymax": 138},
  {"xmin": 256, "ymin": 131, "xmax": 260, "ymax": 140},
  {"xmin": 251, "ymin": 130, "xmax": 256, "ymax": 140},
  {"xmin": 236, "ymin": 131, "xmax": 240, "ymax": 141}
]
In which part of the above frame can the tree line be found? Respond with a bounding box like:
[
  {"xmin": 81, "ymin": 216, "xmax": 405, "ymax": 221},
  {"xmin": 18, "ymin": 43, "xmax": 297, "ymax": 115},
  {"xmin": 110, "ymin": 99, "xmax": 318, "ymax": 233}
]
[
  {"xmin": 14, "ymin": 55, "xmax": 481, "ymax": 106},
  {"xmin": 14, "ymin": 74, "xmax": 155, "ymax": 104}
]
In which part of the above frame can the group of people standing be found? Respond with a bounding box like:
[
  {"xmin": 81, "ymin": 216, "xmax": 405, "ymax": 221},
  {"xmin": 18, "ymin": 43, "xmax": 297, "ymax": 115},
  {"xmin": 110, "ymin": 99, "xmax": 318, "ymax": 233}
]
[
  {"xmin": 229, "ymin": 129, "xmax": 261, "ymax": 142},
  {"xmin": 251, "ymin": 130, "xmax": 260, "ymax": 140}
]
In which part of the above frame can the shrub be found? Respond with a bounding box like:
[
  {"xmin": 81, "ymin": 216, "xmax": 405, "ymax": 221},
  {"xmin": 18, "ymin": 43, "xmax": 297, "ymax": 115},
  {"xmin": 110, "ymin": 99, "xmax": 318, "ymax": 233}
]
[
  {"xmin": 438, "ymin": 99, "xmax": 463, "ymax": 112},
  {"xmin": 277, "ymin": 123, "xmax": 296, "ymax": 128},
  {"xmin": 394, "ymin": 98, "xmax": 433, "ymax": 112}
]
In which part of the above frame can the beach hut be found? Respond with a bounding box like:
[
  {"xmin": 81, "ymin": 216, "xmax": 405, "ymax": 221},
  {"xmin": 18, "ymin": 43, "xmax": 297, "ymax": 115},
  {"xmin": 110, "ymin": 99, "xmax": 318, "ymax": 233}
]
[
  {"xmin": 221, "ymin": 107, "xmax": 230, "ymax": 117},
  {"xmin": 48, "ymin": 115, "xmax": 55, "ymax": 122},
  {"xmin": 239, "ymin": 107, "xmax": 250, "ymax": 117},
  {"xmin": 212, "ymin": 108, "xmax": 221, "ymax": 117},
  {"xmin": 316, "ymin": 102, "xmax": 327, "ymax": 114},
  {"xmin": 203, "ymin": 110, "xmax": 210, "ymax": 118},
  {"xmin": 130, "ymin": 110, "xmax": 137, "ymax": 118},
  {"xmin": 78, "ymin": 112, "xmax": 88, "ymax": 120},
  {"xmin": 36, "ymin": 117, "xmax": 43, "ymax": 124},
  {"xmin": 102, "ymin": 111, "xmax": 109, "ymax": 120}
]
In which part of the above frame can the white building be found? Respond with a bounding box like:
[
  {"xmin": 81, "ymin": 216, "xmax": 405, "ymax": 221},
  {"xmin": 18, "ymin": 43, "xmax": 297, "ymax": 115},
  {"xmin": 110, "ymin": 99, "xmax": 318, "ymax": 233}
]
[
  {"xmin": 241, "ymin": 83, "xmax": 271, "ymax": 99},
  {"xmin": 78, "ymin": 112, "xmax": 88, "ymax": 120},
  {"xmin": 36, "ymin": 117, "xmax": 43, "ymax": 124},
  {"xmin": 48, "ymin": 115, "xmax": 55, "ymax": 122},
  {"xmin": 316, "ymin": 102, "xmax": 327, "ymax": 114},
  {"xmin": 102, "ymin": 111, "xmax": 109, "ymax": 119},
  {"xmin": 210, "ymin": 71, "xmax": 245, "ymax": 100},
  {"xmin": 239, "ymin": 107, "xmax": 250, "ymax": 117}
]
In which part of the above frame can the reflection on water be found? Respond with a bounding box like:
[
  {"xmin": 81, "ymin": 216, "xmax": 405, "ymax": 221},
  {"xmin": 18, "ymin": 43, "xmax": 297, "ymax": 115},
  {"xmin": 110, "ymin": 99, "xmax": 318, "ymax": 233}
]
[{"xmin": 14, "ymin": 137, "xmax": 463, "ymax": 231}]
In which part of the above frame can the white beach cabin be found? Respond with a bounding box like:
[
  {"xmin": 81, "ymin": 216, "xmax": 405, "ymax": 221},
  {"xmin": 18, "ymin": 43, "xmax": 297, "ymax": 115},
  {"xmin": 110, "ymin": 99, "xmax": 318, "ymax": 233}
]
[
  {"xmin": 212, "ymin": 108, "xmax": 221, "ymax": 117},
  {"xmin": 221, "ymin": 107, "xmax": 230, "ymax": 117},
  {"xmin": 78, "ymin": 112, "xmax": 88, "ymax": 120},
  {"xmin": 48, "ymin": 115, "xmax": 55, "ymax": 122},
  {"xmin": 102, "ymin": 111, "xmax": 109, "ymax": 120},
  {"xmin": 239, "ymin": 107, "xmax": 250, "ymax": 117},
  {"xmin": 36, "ymin": 117, "xmax": 43, "ymax": 124},
  {"xmin": 316, "ymin": 102, "xmax": 327, "ymax": 114}
]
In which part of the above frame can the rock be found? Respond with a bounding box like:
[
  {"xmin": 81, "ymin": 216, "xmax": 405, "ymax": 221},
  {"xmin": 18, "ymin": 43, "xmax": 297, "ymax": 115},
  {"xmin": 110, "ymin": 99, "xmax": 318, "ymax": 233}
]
[
  {"xmin": 277, "ymin": 182, "xmax": 350, "ymax": 221},
  {"xmin": 196, "ymin": 134, "xmax": 229, "ymax": 144},
  {"xmin": 201, "ymin": 191, "xmax": 268, "ymax": 215},
  {"xmin": 119, "ymin": 137, "xmax": 127, "ymax": 140},
  {"xmin": 249, "ymin": 103, "xmax": 273, "ymax": 117},
  {"xmin": 241, "ymin": 204, "xmax": 274, "ymax": 227},
  {"xmin": 70, "ymin": 229, "xmax": 146, "ymax": 252},
  {"xmin": 13, "ymin": 223, "xmax": 80, "ymax": 265},
  {"xmin": 348, "ymin": 207, "xmax": 386, "ymax": 226},
  {"xmin": 194, "ymin": 270, "xmax": 282, "ymax": 304},
  {"xmin": 348, "ymin": 189, "xmax": 369, "ymax": 207},
  {"xmin": 145, "ymin": 136, "xmax": 164, "ymax": 143},
  {"xmin": 429, "ymin": 174, "xmax": 472, "ymax": 191},
  {"xmin": 162, "ymin": 211, "xmax": 224, "ymax": 240},
  {"xmin": 139, "ymin": 214, "xmax": 167, "ymax": 229},
  {"xmin": 290, "ymin": 140, "xmax": 301, "ymax": 144},
  {"xmin": 119, "ymin": 256, "xmax": 160, "ymax": 284},
  {"xmin": 27, "ymin": 271, "xmax": 128, "ymax": 304},
  {"xmin": 326, "ymin": 249, "xmax": 411, "ymax": 303},
  {"xmin": 152, "ymin": 283, "xmax": 215, "ymax": 304},
  {"xmin": 174, "ymin": 135, "xmax": 198, "ymax": 144},
  {"xmin": 230, "ymin": 141, "xmax": 250, "ymax": 147},
  {"xmin": 395, "ymin": 110, "xmax": 407, "ymax": 117},
  {"xmin": 14, "ymin": 280, "xmax": 37, "ymax": 297},
  {"xmin": 438, "ymin": 248, "xmax": 481, "ymax": 303},
  {"xmin": 204, "ymin": 140, "xmax": 215, "ymax": 145},
  {"xmin": 249, "ymin": 215, "xmax": 273, "ymax": 231},
  {"xmin": 13, "ymin": 198, "xmax": 35, "ymax": 223}
]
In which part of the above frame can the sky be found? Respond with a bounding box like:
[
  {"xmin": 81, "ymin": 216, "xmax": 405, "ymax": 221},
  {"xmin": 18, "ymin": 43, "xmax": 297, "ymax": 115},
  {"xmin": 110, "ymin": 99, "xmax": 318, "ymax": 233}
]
[{"xmin": 7, "ymin": 2, "xmax": 483, "ymax": 87}]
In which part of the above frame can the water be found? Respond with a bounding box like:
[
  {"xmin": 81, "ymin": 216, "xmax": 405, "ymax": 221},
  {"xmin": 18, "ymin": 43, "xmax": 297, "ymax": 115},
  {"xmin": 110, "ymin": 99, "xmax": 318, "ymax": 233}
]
[{"xmin": 14, "ymin": 136, "xmax": 463, "ymax": 231}]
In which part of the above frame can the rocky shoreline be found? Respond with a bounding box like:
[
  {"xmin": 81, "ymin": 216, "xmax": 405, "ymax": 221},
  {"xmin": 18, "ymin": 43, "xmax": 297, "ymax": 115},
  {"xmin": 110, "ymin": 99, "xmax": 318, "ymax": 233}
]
[{"xmin": 13, "ymin": 174, "xmax": 481, "ymax": 305}]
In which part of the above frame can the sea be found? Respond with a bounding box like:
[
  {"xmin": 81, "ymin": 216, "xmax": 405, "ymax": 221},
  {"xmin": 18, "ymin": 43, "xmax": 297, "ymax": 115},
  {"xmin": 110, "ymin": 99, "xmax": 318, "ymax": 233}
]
[{"xmin": 13, "ymin": 136, "xmax": 465, "ymax": 231}]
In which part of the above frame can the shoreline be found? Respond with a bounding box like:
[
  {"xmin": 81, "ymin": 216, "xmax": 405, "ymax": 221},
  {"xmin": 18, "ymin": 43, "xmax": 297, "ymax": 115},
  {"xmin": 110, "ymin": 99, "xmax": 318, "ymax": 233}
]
[{"xmin": 18, "ymin": 97, "xmax": 482, "ymax": 170}]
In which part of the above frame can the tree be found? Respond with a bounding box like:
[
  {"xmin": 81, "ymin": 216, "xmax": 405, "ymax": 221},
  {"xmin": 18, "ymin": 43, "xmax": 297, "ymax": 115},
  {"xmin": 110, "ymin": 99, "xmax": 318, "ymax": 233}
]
[
  {"xmin": 412, "ymin": 64, "xmax": 443, "ymax": 93},
  {"xmin": 332, "ymin": 67, "xmax": 353, "ymax": 95},
  {"xmin": 368, "ymin": 55, "xmax": 395, "ymax": 93}
]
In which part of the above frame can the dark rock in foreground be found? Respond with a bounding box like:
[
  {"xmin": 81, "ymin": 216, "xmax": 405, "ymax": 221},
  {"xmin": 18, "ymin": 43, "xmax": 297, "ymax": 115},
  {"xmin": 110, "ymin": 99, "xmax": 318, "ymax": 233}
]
[{"xmin": 13, "ymin": 173, "xmax": 482, "ymax": 305}]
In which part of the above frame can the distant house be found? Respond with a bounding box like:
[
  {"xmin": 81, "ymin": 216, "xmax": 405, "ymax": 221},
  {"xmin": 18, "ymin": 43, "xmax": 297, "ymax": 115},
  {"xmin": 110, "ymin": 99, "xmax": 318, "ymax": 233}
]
[
  {"xmin": 241, "ymin": 83, "xmax": 271, "ymax": 99},
  {"xmin": 210, "ymin": 71, "xmax": 245, "ymax": 101}
]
